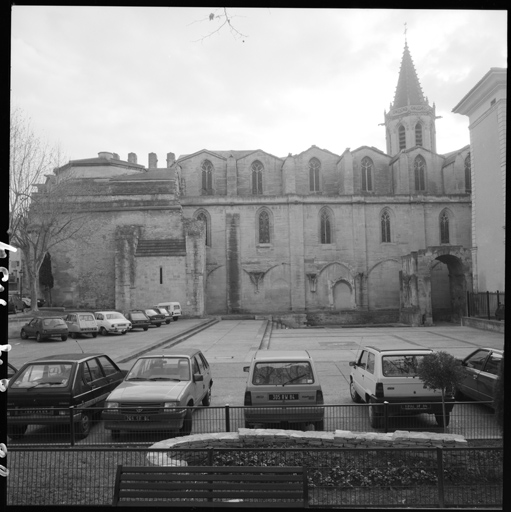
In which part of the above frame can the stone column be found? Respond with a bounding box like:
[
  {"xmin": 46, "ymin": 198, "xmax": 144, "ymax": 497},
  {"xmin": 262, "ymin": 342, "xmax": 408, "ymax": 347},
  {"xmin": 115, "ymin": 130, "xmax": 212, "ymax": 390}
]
[{"xmin": 225, "ymin": 212, "xmax": 241, "ymax": 313}]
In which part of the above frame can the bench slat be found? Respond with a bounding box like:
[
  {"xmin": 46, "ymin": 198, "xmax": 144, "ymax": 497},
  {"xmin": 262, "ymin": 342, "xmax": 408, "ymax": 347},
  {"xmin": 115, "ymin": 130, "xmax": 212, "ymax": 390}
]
[
  {"xmin": 120, "ymin": 466, "xmax": 303, "ymax": 474},
  {"xmin": 117, "ymin": 501, "xmax": 300, "ymax": 508},
  {"xmin": 120, "ymin": 490, "xmax": 304, "ymax": 499},
  {"xmin": 119, "ymin": 482, "xmax": 302, "ymax": 491},
  {"xmin": 119, "ymin": 473, "xmax": 303, "ymax": 483}
]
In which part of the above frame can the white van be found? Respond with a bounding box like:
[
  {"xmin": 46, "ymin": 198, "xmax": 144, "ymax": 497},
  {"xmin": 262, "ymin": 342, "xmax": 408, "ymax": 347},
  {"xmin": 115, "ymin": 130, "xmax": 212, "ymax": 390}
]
[
  {"xmin": 156, "ymin": 302, "xmax": 182, "ymax": 321},
  {"xmin": 64, "ymin": 312, "xmax": 99, "ymax": 339}
]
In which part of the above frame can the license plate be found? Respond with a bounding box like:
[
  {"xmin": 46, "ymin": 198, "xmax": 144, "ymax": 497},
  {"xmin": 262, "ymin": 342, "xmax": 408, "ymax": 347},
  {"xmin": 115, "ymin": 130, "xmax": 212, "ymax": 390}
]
[
  {"xmin": 269, "ymin": 394, "xmax": 299, "ymax": 401},
  {"xmin": 402, "ymin": 404, "xmax": 430, "ymax": 410},
  {"xmin": 126, "ymin": 415, "xmax": 150, "ymax": 421}
]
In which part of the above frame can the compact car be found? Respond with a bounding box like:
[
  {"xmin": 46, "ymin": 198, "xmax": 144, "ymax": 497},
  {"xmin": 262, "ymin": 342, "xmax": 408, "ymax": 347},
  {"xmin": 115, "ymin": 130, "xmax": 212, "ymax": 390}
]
[
  {"xmin": 349, "ymin": 347, "xmax": 455, "ymax": 428},
  {"xmin": 64, "ymin": 312, "xmax": 99, "ymax": 338},
  {"xmin": 456, "ymin": 348, "xmax": 503, "ymax": 406},
  {"xmin": 20, "ymin": 316, "xmax": 69, "ymax": 342},
  {"xmin": 143, "ymin": 308, "xmax": 166, "ymax": 327},
  {"xmin": 156, "ymin": 302, "xmax": 182, "ymax": 321},
  {"xmin": 94, "ymin": 311, "xmax": 131, "ymax": 335},
  {"xmin": 7, "ymin": 353, "xmax": 127, "ymax": 440},
  {"xmin": 102, "ymin": 349, "xmax": 213, "ymax": 438},
  {"xmin": 124, "ymin": 310, "xmax": 151, "ymax": 331},
  {"xmin": 243, "ymin": 350, "xmax": 325, "ymax": 430},
  {"xmin": 153, "ymin": 307, "xmax": 172, "ymax": 324}
]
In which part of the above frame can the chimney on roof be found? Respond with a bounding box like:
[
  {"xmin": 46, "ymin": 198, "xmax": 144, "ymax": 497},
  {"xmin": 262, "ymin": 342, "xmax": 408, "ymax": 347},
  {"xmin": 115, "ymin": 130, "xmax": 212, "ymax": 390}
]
[
  {"xmin": 128, "ymin": 152, "xmax": 138, "ymax": 164},
  {"xmin": 113, "ymin": 153, "xmax": 120, "ymax": 160},
  {"xmin": 166, "ymin": 152, "xmax": 175, "ymax": 168},
  {"xmin": 148, "ymin": 152, "xmax": 158, "ymax": 169},
  {"xmin": 98, "ymin": 151, "xmax": 114, "ymax": 160}
]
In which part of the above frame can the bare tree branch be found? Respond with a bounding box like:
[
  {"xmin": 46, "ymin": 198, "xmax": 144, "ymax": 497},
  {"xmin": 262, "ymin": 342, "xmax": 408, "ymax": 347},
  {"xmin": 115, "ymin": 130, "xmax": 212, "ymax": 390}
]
[
  {"xmin": 190, "ymin": 8, "xmax": 248, "ymax": 43},
  {"xmin": 9, "ymin": 107, "xmax": 94, "ymax": 311}
]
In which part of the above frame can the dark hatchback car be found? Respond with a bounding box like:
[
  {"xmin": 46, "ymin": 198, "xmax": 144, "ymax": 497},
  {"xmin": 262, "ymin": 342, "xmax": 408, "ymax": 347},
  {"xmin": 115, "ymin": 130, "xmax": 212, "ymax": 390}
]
[
  {"xmin": 456, "ymin": 348, "xmax": 503, "ymax": 406},
  {"xmin": 20, "ymin": 316, "xmax": 69, "ymax": 342},
  {"xmin": 124, "ymin": 310, "xmax": 151, "ymax": 331},
  {"xmin": 143, "ymin": 308, "xmax": 166, "ymax": 328},
  {"xmin": 7, "ymin": 353, "xmax": 128, "ymax": 440}
]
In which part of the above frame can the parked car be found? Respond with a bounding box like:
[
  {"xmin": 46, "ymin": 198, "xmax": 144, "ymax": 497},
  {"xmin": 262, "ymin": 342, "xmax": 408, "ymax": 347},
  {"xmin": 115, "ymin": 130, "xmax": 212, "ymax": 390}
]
[
  {"xmin": 102, "ymin": 349, "xmax": 213, "ymax": 438},
  {"xmin": 243, "ymin": 350, "xmax": 325, "ymax": 430},
  {"xmin": 143, "ymin": 308, "xmax": 166, "ymax": 327},
  {"xmin": 20, "ymin": 297, "xmax": 46, "ymax": 308},
  {"xmin": 8, "ymin": 295, "xmax": 26, "ymax": 313},
  {"xmin": 153, "ymin": 307, "xmax": 172, "ymax": 324},
  {"xmin": 349, "ymin": 347, "xmax": 455, "ymax": 428},
  {"xmin": 64, "ymin": 312, "xmax": 99, "ymax": 338},
  {"xmin": 456, "ymin": 348, "xmax": 503, "ymax": 406},
  {"xmin": 20, "ymin": 316, "xmax": 69, "ymax": 342},
  {"xmin": 94, "ymin": 311, "xmax": 131, "ymax": 335},
  {"xmin": 7, "ymin": 353, "xmax": 128, "ymax": 439},
  {"xmin": 124, "ymin": 310, "xmax": 151, "ymax": 331},
  {"xmin": 156, "ymin": 302, "xmax": 182, "ymax": 321}
]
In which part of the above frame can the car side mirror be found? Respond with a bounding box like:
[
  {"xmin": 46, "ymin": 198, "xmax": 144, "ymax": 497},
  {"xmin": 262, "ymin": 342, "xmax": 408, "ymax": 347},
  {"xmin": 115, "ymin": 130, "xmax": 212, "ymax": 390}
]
[
  {"xmin": 349, "ymin": 361, "xmax": 356, "ymax": 367},
  {"xmin": 243, "ymin": 366, "xmax": 249, "ymax": 372},
  {"xmin": 193, "ymin": 373, "xmax": 203, "ymax": 382}
]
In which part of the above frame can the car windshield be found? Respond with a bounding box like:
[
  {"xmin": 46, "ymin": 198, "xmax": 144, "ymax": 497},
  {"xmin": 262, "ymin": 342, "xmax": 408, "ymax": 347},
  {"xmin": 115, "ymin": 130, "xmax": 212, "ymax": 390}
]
[
  {"xmin": 382, "ymin": 355, "xmax": 425, "ymax": 377},
  {"xmin": 145, "ymin": 309, "xmax": 158, "ymax": 315},
  {"xmin": 106, "ymin": 313, "xmax": 124, "ymax": 320},
  {"xmin": 10, "ymin": 363, "xmax": 73, "ymax": 389},
  {"xmin": 156, "ymin": 308, "xmax": 168, "ymax": 315},
  {"xmin": 126, "ymin": 357, "xmax": 190, "ymax": 381},
  {"xmin": 78, "ymin": 314, "xmax": 95, "ymax": 321},
  {"xmin": 131, "ymin": 312, "xmax": 147, "ymax": 320},
  {"xmin": 42, "ymin": 318, "xmax": 66, "ymax": 327},
  {"xmin": 252, "ymin": 362, "xmax": 314, "ymax": 385}
]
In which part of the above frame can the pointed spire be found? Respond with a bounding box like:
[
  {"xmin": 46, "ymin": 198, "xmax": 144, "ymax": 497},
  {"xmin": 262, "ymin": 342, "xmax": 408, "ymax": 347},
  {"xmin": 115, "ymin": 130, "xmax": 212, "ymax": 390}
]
[{"xmin": 392, "ymin": 42, "xmax": 427, "ymax": 109}]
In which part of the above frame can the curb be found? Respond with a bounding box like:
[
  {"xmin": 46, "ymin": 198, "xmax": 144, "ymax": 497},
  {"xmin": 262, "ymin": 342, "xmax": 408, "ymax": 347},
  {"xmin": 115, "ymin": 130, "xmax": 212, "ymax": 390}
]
[{"xmin": 116, "ymin": 317, "xmax": 220, "ymax": 364}]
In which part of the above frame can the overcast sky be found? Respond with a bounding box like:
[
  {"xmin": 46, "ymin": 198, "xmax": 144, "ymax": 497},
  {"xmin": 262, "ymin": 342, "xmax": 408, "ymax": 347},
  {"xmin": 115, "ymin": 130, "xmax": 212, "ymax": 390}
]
[{"xmin": 10, "ymin": 7, "xmax": 507, "ymax": 168}]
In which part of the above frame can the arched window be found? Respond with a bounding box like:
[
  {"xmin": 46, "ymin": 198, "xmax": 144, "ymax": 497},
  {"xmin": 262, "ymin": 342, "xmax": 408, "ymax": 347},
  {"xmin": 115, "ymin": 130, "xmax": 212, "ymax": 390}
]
[
  {"xmin": 381, "ymin": 210, "xmax": 391, "ymax": 243},
  {"xmin": 440, "ymin": 211, "xmax": 450, "ymax": 244},
  {"xmin": 258, "ymin": 210, "xmax": 270, "ymax": 243},
  {"xmin": 251, "ymin": 161, "xmax": 263, "ymax": 195},
  {"xmin": 415, "ymin": 123, "xmax": 423, "ymax": 146},
  {"xmin": 196, "ymin": 211, "xmax": 210, "ymax": 247},
  {"xmin": 361, "ymin": 157, "xmax": 373, "ymax": 191},
  {"xmin": 398, "ymin": 125, "xmax": 406, "ymax": 150},
  {"xmin": 465, "ymin": 154, "xmax": 472, "ymax": 193},
  {"xmin": 320, "ymin": 209, "xmax": 332, "ymax": 244},
  {"xmin": 309, "ymin": 158, "xmax": 321, "ymax": 192},
  {"xmin": 414, "ymin": 156, "xmax": 426, "ymax": 191},
  {"xmin": 201, "ymin": 160, "xmax": 213, "ymax": 195}
]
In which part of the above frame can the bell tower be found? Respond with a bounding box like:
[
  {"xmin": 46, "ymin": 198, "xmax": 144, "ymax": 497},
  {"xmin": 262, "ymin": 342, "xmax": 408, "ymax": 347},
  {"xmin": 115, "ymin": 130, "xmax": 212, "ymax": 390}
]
[{"xmin": 384, "ymin": 38, "xmax": 437, "ymax": 156}]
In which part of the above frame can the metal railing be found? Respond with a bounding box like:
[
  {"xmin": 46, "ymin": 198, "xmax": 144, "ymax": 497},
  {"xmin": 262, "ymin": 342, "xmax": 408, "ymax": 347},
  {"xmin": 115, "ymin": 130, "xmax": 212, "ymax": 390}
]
[
  {"xmin": 466, "ymin": 290, "xmax": 504, "ymax": 319},
  {"xmin": 6, "ymin": 401, "xmax": 501, "ymax": 446},
  {"xmin": 6, "ymin": 446, "xmax": 503, "ymax": 507}
]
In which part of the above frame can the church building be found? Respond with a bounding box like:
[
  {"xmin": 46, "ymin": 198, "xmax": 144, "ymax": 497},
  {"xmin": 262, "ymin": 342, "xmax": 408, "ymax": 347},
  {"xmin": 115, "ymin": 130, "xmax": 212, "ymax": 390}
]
[{"xmin": 43, "ymin": 42, "xmax": 473, "ymax": 326}]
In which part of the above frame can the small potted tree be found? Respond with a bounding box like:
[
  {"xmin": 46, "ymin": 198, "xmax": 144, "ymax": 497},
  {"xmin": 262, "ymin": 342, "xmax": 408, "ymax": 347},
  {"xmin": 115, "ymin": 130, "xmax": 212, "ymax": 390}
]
[{"xmin": 416, "ymin": 351, "xmax": 465, "ymax": 432}]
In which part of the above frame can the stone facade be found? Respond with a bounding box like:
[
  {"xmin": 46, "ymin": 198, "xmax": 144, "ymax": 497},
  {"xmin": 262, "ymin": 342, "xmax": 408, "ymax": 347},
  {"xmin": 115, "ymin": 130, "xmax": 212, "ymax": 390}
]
[{"xmin": 41, "ymin": 43, "xmax": 474, "ymax": 322}]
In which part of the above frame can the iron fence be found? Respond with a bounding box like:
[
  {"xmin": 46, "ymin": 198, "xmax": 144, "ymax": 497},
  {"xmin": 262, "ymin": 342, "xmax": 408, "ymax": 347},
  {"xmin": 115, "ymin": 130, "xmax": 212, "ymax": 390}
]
[
  {"xmin": 466, "ymin": 290, "xmax": 504, "ymax": 319},
  {"xmin": 6, "ymin": 401, "xmax": 501, "ymax": 447},
  {"xmin": 6, "ymin": 446, "xmax": 503, "ymax": 507}
]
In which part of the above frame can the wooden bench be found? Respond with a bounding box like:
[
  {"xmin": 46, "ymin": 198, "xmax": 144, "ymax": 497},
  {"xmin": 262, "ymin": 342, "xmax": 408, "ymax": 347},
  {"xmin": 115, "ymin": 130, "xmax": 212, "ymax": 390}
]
[{"xmin": 112, "ymin": 465, "xmax": 309, "ymax": 508}]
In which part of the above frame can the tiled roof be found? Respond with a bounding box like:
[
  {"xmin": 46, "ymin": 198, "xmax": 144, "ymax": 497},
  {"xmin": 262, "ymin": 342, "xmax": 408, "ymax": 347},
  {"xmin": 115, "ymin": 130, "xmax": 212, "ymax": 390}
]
[
  {"xmin": 392, "ymin": 42, "xmax": 427, "ymax": 109},
  {"xmin": 136, "ymin": 239, "xmax": 186, "ymax": 257}
]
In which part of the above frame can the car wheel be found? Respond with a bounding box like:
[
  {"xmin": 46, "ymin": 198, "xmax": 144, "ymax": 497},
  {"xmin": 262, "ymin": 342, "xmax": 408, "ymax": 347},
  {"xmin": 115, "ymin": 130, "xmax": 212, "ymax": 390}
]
[
  {"xmin": 111, "ymin": 430, "xmax": 121, "ymax": 439},
  {"xmin": 7, "ymin": 425, "xmax": 28, "ymax": 440},
  {"xmin": 70, "ymin": 332, "xmax": 76, "ymax": 339},
  {"xmin": 143, "ymin": 327, "xmax": 149, "ymax": 331},
  {"xmin": 156, "ymin": 323, "xmax": 161, "ymax": 328},
  {"xmin": 350, "ymin": 380, "xmax": 363, "ymax": 403},
  {"xmin": 36, "ymin": 332, "xmax": 42, "ymax": 343},
  {"xmin": 173, "ymin": 317, "xmax": 178, "ymax": 321},
  {"xmin": 61, "ymin": 335, "xmax": 68, "ymax": 341},
  {"xmin": 202, "ymin": 386, "xmax": 212, "ymax": 406},
  {"xmin": 92, "ymin": 333, "xmax": 97, "ymax": 338},
  {"xmin": 435, "ymin": 412, "xmax": 450, "ymax": 428},
  {"xmin": 179, "ymin": 407, "xmax": 193, "ymax": 436},
  {"xmin": 368, "ymin": 399, "xmax": 382, "ymax": 429},
  {"xmin": 165, "ymin": 319, "xmax": 171, "ymax": 324},
  {"xmin": 76, "ymin": 413, "xmax": 91, "ymax": 439},
  {"xmin": 100, "ymin": 327, "xmax": 108, "ymax": 336},
  {"xmin": 20, "ymin": 329, "xmax": 28, "ymax": 340},
  {"xmin": 122, "ymin": 330, "xmax": 127, "ymax": 335}
]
